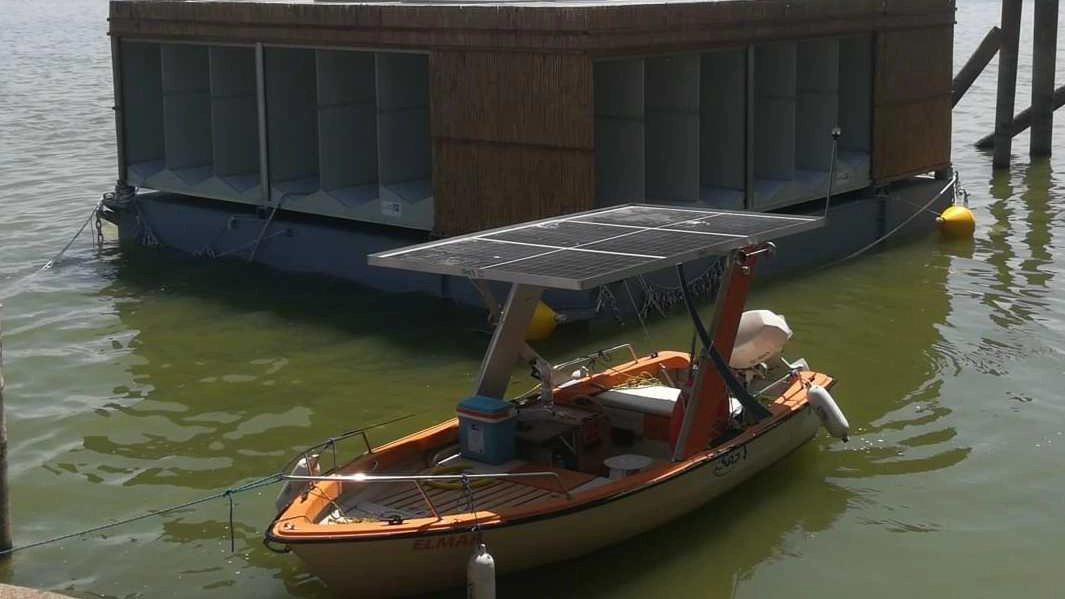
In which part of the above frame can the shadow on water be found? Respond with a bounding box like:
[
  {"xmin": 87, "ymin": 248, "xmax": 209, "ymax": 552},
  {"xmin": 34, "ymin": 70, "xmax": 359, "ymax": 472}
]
[{"xmin": 102, "ymin": 247, "xmax": 491, "ymax": 354}]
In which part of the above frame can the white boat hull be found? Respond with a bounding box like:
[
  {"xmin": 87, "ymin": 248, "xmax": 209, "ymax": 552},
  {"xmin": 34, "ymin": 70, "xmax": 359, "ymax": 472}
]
[{"xmin": 287, "ymin": 405, "xmax": 820, "ymax": 597}]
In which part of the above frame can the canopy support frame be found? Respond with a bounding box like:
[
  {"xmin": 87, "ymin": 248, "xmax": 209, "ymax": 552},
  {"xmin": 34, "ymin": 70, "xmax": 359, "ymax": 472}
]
[{"xmin": 472, "ymin": 283, "xmax": 543, "ymax": 399}]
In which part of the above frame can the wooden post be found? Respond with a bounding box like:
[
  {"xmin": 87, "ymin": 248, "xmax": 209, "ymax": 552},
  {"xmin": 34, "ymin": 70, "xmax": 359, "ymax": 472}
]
[
  {"xmin": 975, "ymin": 84, "xmax": 1065, "ymax": 147},
  {"xmin": 994, "ymin": 0, "xmax": 1024, "ymax": 169},
  {"xmin": 953, "ymin": 27, "xmax": 1003, "ymax": 107},
  {"xmin": 1031, "ymin": 0, "xmax": 1059, "ymax": 156},
  {"xmin": 0, "ymin": 305, "xmax": 12, "ymax": 555}
]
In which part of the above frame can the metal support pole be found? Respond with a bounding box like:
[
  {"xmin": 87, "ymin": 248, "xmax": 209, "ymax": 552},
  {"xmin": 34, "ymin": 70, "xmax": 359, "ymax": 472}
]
[
  {"xmin": 993, "ymin": 0, "xmax": 1024, "ymax": 169},
  {"xmin": 953, "ymin": 26, "xmax": 1003, "ymax": 107},
  {"xmin": 255, "ymin": 43, "xmax": 271, "ymax": 206},
  {"xmin": 744, "ymin": 46, "xmax": 756, "ymax": 210},
  {"xmin": 672, "ymin": 255, "xmax": 738, "ymax": 462},
  {"xmin": 110, "ymin": 37, "xmax": 127, "ymax": 184},
  {"xmin": 1031, "ymin": 0, "xmax": 1059, "ymax": 156},
  {"xmin": 472, "ymin": 284, "xmax": 543, "ymax": 399},
  {"xmin": 0, "ymin": 305, "xmax": 13, "ymax": 554}
]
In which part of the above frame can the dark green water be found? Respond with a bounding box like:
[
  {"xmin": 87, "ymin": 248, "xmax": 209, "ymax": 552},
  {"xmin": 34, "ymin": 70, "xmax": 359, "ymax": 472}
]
[{"xmin": 2, "ymin": 0, "xmax": 1065, "ymax": 597}]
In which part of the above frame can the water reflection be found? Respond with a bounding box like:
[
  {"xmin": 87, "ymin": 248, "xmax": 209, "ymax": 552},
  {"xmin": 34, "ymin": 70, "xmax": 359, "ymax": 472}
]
[{"xmin": 1019, "ymin": 161, "xmax": 1055, "ymax": 290}]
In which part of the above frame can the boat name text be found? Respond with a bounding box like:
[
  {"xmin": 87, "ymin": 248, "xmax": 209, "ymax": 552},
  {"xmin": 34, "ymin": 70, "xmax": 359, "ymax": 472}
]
[{"xmin": 413, "ymin": 533, "xmax": 477, "ymax": 550}]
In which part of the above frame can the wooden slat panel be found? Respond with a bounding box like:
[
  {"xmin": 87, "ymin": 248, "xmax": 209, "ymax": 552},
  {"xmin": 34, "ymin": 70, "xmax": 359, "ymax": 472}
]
[
  {"xmin": 431, "ymin": 52, "xmax": 593, "ymax": 150},
  {"xmin": 874, "ymin": 97, "xmax": 952, "ymax": 182},
  {"xmin": 430, "ymin": 50, "xmax": 594, "ymax": 236},
  {"xmin": 873, "ymin": 25, "xmax": 953, "ymax": 183},
  {"xmin": 433, "ymin": 140, "xmax": 595, "ymax": 236},
  {"xmin": 486, "ymin": 488, "xmax": 548, "ymax": 509},
  {"xmin": 875, "ymin": 26, "xmax": 953, "ymax": 103}
]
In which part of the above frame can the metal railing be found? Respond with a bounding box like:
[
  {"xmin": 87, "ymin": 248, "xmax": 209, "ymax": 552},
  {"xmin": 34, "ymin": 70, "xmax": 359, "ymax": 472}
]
[
  {"xmin": 286, "ymin": 471, "xmax": 572, "ymax": 521},
  {"xmin": 279, "ymin": 414, "xmax": 416, "ymax": 478},
  {"xmin": 550, "ymin": 343, "xmax": 640, "ymax": 377}
]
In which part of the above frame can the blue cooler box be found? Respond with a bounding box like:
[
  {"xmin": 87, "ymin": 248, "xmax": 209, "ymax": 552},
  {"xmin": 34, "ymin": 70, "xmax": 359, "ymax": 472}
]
[{"xmin": 457, "ymin": 396, "xmax": 516, "ymax": 465}]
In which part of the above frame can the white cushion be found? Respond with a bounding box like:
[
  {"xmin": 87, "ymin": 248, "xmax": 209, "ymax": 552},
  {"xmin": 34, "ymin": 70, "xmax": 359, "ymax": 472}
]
[{"xmin": 596, "ymin": 386, "xmax": 681, "ymax": 417}]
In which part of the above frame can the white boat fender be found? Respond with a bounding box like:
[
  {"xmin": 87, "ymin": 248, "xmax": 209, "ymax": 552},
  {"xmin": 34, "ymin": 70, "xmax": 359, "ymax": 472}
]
[
  {"xmin": 807, "ymin": 384, "xmax": 850, "ymax": 442},
  {"xmin": 275, "ymin": 454, "xmax": 320, "ymax": 513},
  {"xmin": 467, "ymin": 542, "xmax": 496, "ymax": 599}
]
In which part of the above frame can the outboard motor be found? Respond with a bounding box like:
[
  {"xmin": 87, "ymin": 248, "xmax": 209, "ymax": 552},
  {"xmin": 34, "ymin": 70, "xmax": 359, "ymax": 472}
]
[{"xmin": 730, "ymin": 310, "xmax": 793, "ymax": 370}]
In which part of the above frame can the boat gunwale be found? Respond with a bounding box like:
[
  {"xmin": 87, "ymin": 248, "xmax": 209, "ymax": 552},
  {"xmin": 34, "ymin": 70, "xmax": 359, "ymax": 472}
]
[{"xmin": 267, "ymin": 365, "xmax": 833, "ymax": 545}]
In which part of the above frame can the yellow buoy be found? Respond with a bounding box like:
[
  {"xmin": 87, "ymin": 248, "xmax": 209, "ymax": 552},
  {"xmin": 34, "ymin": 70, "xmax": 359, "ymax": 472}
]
[
  {"xmin": 526, "ymin": 301, "xmax": 558, "ymax": 341},
  {"xmin": 937, "ymin": 205, "xmax": 976, "ymax": 239}
]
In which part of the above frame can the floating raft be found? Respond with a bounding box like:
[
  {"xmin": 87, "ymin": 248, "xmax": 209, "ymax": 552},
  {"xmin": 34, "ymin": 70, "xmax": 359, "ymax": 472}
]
[{"xmin": 108, "ymin": 0, "xmax": 954, "ymax": 237}]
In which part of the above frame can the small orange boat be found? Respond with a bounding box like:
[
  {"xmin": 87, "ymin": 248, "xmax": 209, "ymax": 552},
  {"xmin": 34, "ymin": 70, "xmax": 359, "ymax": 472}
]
[{"xmin": 265, "ymin": 205, "xmax": 849, "ymax": 597}]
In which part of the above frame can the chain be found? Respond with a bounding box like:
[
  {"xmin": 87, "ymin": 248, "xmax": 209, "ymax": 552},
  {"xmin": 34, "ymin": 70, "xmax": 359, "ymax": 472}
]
[
  {"xmin": 593, "ymin": 259, "xmax": 723, "ymax": 325},
  {"xmin": 955, "ymin": 171, "xmax": 970, "ymax": 207},
  {"xmin": 594, "ymin": 285, "xmax": 624, "ymax": 324},
  {"xmin": 93, "ymin": 204, "xmax": 104, "ymax": 249},
  {"xmin": 461, "ymin": 475, "xmax": 481, "ymax": 540},
  {"xmin": 133, "ymin": 200, "xmax": 160, "ymax": 248}
]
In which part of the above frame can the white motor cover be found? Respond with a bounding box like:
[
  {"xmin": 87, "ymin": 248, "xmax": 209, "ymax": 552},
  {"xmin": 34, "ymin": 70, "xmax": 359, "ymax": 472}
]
[
  {"xmin": 807, "ymin": 383, "xmax": 850, "ymax": 442},
  {"xmin": 730, "ymin": 310, "xmax": 793, "ymax": 369}
]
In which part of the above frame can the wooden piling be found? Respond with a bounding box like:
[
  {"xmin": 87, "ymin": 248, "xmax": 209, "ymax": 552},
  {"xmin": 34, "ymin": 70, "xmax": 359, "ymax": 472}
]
[
  {"xmin": 0, "ymin": 305, "xmax": 12, "ymax": 555},
  {"xmin": 953, "ymin": 27, "xmax": 1003, "ymax": 107},
  {"xmin": 993, "ymin": 0, "xmax": 1024, "ymax": 168},
  {"xmin": 1031, "ymin": 0, "xmax": 1059, "ymax": 156},
  {"xmin": 975, "ymin": 84, "xmax": 1065, "ymax": 148}
]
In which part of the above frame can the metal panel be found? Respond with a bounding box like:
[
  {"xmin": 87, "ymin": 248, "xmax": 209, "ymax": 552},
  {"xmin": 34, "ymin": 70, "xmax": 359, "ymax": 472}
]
[{"xmin": 369, "ymin": 204, "xmax": 823, "ymax": 290}]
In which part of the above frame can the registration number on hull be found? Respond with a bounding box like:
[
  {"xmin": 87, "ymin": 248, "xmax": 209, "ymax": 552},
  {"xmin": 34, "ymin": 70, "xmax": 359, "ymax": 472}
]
[{"xmin": 713, "ymin": 444, "xmax": 750, "ymax": 477}]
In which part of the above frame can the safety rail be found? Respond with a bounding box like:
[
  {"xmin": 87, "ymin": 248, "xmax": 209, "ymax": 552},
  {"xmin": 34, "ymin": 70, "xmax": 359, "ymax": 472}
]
[
  {"xmin": 279, "ymin": 414, "xmax": 415, "ymax": 477},
  {"xmin": 551, "ymin": 343, "xmax": 640, "ymax": 376},
  {"xmin": 284, "ymin": 471, "xmax": 573, "ymax": 521}
]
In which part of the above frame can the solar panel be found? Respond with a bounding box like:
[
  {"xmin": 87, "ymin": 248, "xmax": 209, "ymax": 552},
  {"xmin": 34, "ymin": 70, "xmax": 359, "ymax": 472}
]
[{"xmin": 368, "ymin": 204, "xmax": 824, "ymax": 291}]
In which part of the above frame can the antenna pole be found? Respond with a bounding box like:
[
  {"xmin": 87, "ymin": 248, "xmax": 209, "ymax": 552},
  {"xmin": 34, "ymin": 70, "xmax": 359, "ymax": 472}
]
[{"xmin": 824, "ymin": 127, "xmax": 841, "ymax": 219}]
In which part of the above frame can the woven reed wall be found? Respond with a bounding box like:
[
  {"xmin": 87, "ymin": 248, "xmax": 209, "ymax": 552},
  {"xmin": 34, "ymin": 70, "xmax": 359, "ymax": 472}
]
[
  {"xmin": 109, "ymin": 0, "xmax": 955, "ymax": 55},
  {"xmin": 431, "ymin": 51, "xmax": 594, "ymax": 236},
  {"xmin": 872, "ymin": 25, "xmax": 953, "ymax": 183}
]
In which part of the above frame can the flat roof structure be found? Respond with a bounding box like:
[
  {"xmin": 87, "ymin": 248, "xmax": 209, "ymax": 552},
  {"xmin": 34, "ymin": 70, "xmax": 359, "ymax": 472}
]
[{"xmin": 109, "ymin": 0, "xmax": 954, "ymax": 54}]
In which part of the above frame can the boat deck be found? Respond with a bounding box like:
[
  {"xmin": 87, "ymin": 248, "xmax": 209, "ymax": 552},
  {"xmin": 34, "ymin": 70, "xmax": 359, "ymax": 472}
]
[{"xmin": 319, "ymin": 460, "xmax": 602, "ymax": 523}]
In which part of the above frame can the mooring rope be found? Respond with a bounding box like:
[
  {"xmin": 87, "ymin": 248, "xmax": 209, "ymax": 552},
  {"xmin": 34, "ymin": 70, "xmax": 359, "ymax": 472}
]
[
  {"xmin": 39, "ymin": 199, "xmax": 103, "ymax": 273},
  {"xmin": 830, "ymin": 174, "xmax": 960, "ymax": 266},
  {"xmin": 0, "ymin": 473, "xmax": 284, "ymax": 557},
  {"xmin": 0, "ymin": 415, "xmax": 416, "ymax": 557},
  {"xmin": 1, "ymin": 200, "xmax": 105, "ymax": 295}
]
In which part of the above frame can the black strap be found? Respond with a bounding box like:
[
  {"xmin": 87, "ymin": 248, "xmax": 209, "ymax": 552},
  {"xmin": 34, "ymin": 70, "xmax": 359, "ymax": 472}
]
[{"xmin": 676, "ymin": 264, "xmax": 772, "ymax": 421}]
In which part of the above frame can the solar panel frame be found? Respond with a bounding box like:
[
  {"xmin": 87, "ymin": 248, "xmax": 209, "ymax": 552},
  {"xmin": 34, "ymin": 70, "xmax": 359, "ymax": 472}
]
[{"xmin": 368, "ymin": 204, "xmax": 824, "ymax": 291}]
